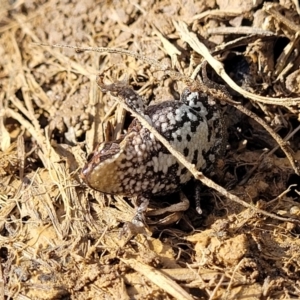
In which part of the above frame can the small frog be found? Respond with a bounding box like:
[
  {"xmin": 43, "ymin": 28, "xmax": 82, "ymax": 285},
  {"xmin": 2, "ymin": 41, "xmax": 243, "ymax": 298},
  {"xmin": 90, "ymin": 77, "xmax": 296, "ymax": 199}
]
[{"xmin": 82, "ymin": 79, "xmax": 226, "ymax": 225}]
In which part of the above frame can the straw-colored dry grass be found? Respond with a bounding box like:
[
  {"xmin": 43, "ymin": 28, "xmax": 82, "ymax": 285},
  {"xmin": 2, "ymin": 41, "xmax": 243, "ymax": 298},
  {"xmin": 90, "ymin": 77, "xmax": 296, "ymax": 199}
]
[{"xmin": 1, "ymin": 0, "xmax": 300, "ymax": 299}]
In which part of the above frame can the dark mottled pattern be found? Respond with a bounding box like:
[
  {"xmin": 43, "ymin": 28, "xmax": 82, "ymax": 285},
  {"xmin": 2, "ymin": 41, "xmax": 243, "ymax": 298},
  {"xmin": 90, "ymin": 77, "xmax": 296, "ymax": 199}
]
[
  {"xmin": 82, "ymin": 83, "xmax": 227, "ymax": 197},
  {"xmin": 192, "ymin": 149, "xmax": 198, "ymax": 165},
  {"xmin": 180, "ymin": 167, "xmax": 188, "ymax": 175},
  {"xmin": 184, "ymin": 147, "xmax": 189, "ymax": 156}
]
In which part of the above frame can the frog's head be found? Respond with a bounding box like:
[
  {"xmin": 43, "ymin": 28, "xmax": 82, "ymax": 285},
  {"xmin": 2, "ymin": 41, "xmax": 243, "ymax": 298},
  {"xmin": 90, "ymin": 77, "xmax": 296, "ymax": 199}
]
[{"xmin": 81, "ymin": 137, "xmax": 129, "ymax": 194}]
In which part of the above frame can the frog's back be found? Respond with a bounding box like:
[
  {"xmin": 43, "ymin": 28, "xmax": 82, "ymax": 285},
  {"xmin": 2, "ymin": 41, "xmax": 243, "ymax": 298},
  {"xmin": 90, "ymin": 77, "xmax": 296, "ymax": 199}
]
[{"xmin": 82, "ymin": 86, "xmax": 226, "ymax": 197}]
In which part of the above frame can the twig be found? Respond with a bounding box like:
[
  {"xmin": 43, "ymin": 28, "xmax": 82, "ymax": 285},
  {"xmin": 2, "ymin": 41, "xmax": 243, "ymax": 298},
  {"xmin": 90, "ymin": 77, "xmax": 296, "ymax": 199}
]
[
  {"xmin": 120, "ymin": 258, "xmax": 194, "ymax": 300},
  {"xmin": 225, "ymin": 258, "xmax": 246, "ymax": 298},
  {"xmin": 207, "ymin": 26, "xmax": 276, "ymax": 36},
  {"xmin": 4, "ymin": 108, "xmax": 60, "ymax": 168},
  {"xmin": 209, "ymin": 274, "xmax": 225, "ymax": 300}
]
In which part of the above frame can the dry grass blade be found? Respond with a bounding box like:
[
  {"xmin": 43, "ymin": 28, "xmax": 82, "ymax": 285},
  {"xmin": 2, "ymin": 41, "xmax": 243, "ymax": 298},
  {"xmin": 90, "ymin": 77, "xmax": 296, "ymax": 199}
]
[
  {"xmin": 151, "ymin": 24, "xmax": 181, "ymax": 57},
  {"xmin": 120, "ymin": 258, "xmax": 194, "ymax": 300},
  {"xmin": 209, "ymin": 274, "xmax": 225, "ymax": 300},
  {"xmin": 292, "ymin": 0, "xmax": 300, "ymax": 14},
  {"xmin": 275, "ymin": 33, "xmax": 300, "ymax": 77},
  {"xmin": 192, "ymin": 9, "xmax": 241, "ymax": 21},
  {"xmin": 36, "ymin": 42, "xmax": 169, "ymax": 71},
  {"xmin": 4, "ymin": 108, "xmax": 60, "ymax": 167},
  {"xmin": 35, "ymin": 43, "xmax": 195, "ymax": 85},
  {"xmin": 0, "ymin": 92, "xmax": 10, "ymax": 152},
  {"xmin": 0, "ymin": 263, "xmax": 3, "ymax": 300},
  {"xmin": 212, "ymin": 34, "xmax": 274, "ymax": 54},
  {"xmin": 264, "ymin": 3, "xmax": 300, "ymax": 32},
  {"xmin": 207, "ymin": 26, "xmax": 276, "ymax": 36}
]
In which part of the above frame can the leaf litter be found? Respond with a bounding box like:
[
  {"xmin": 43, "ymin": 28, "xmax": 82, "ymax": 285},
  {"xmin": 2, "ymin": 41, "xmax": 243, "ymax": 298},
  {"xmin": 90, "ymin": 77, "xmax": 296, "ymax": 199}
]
[{"xmin": 1, "ymin": 0, "xmax": 300, "ymax": 299}]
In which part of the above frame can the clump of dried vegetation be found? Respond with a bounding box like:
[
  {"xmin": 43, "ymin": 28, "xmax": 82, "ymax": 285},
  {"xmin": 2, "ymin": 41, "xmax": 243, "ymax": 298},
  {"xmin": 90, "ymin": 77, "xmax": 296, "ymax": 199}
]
[{"xmin": 1, "ymin": 0, "xmax": 300, "ymax": 299}]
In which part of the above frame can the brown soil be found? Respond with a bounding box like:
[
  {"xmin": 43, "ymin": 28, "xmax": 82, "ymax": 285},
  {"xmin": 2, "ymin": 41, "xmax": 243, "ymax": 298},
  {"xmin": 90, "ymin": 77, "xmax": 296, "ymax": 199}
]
[{"xmin": 1, "ymin": 0, "xmax": 300, "ymax": 299}]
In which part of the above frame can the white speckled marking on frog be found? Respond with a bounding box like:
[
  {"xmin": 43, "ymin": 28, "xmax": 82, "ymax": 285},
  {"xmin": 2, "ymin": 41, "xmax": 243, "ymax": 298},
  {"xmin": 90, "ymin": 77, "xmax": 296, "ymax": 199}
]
[{"xmin": 82, "ymin": 83, "xmax": 226, "ymax": 197}]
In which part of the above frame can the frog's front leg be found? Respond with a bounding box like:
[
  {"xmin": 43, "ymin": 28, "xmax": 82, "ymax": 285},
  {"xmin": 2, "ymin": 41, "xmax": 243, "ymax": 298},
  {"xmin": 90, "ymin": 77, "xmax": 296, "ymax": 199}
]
[
  {"xmin": 120, "ymin": 196, "xmax": 151, "ymax": 241},
  {"xmin": 145, "ymin": 192, "xmax": 190, "ymax": 226},
  {"xmin": 131, "ymin": 196, "xmax": 150, "ymax": 228},
  {"xmin": 126, "ymin": 193, "xmax": 190, "ymax": 232}
]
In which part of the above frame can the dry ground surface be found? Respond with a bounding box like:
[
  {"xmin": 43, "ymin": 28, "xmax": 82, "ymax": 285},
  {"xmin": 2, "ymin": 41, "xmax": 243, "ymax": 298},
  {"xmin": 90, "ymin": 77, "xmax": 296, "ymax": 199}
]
[{"xmin": 1, "ymin": 0, "xmax": 300, "ymax": 299}]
